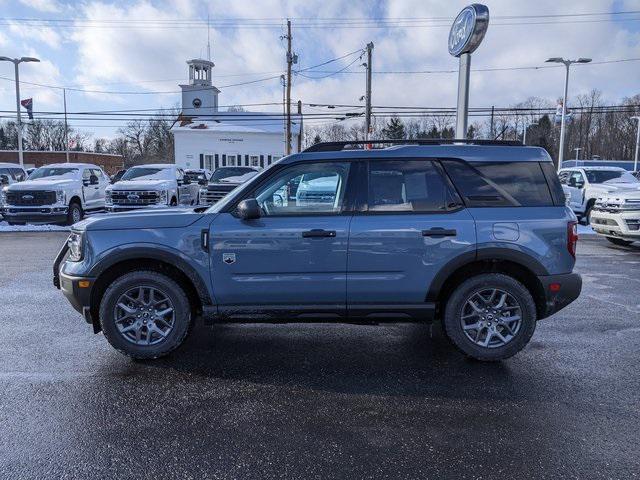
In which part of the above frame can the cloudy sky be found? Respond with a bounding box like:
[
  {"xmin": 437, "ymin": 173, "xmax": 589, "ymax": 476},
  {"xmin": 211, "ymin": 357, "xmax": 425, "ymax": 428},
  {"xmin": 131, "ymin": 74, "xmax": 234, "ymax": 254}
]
[{"xmin": 0, "ymin": 0, "xmax": 639, "ymax": 139}]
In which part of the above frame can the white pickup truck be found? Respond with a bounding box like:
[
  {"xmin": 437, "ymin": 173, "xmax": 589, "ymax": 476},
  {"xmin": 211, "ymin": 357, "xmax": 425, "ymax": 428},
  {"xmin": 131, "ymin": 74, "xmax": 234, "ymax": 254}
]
[
  {"xmin": 105, "ymin": 164, "xmax": 200, "ymax": 212},
  {"xmin": 0, "ymin": 162, "xmax": 108, "ymax": 225},
  {"xmin": 558, "ymin": 166, "xmax": 640, "ymax": 223},
  {"xmin": 590, "ymin": 189, "xmax": 640, "ymax": 246}
]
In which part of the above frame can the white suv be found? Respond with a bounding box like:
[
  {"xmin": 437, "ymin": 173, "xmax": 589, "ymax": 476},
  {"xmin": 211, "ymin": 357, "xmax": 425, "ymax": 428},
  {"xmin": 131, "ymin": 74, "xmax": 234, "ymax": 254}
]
[
  {"xmin": 1, "ymin": 163, "xmax": 108, "ymax": 225},
  {"xmin": 105, "ymin": 164, "xmax": 200, "ymax": 212},
  {"xmin": 558, "ymin": 167, "xmax": 640, "ymax": 223}
]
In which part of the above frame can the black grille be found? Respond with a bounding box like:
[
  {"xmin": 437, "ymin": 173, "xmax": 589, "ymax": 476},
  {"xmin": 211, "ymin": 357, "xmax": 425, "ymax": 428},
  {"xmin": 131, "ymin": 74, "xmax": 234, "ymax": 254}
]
[
  {"xmin": 109, "ymin": 190, "xmax": 160, "ymax": 206},
  {"xmin": 6, "ymin": 190, "xmax": 56, "ymax": 206}
]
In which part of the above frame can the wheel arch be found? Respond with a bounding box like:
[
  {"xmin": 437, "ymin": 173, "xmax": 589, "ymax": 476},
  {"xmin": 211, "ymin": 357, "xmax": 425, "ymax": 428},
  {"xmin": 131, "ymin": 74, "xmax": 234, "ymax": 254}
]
[
  {"xmin": 88, "ymin": 247, "xmax": 212, "ymax": 332},
  {"xmin": 428, "ymin": 250, "xmax": 548, "ymax": 320}
]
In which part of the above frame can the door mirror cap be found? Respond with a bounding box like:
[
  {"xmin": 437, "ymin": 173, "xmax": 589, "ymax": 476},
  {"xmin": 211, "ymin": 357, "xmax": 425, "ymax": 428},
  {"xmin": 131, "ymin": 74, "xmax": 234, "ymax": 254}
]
[{"xmin": 236, "ymin": 198, "xmax": 261, "ymax": 220}]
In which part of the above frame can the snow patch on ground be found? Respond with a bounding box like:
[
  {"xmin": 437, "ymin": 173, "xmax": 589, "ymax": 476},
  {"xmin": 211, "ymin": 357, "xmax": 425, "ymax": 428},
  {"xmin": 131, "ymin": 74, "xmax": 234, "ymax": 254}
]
[
  {"xmin": 0, "ymin": 221, "xmax": 69, "ymax": 232},
  {"xmin": 577, "ymin": 224, "xmax": 596, "ymax": 235}
]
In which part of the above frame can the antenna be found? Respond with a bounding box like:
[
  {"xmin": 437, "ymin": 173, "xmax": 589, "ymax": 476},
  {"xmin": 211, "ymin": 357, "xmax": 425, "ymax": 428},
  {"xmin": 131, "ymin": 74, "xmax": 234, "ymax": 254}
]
[{"xmin": 207, "ymin": 13, "xmax": 211, "ymax": 61}]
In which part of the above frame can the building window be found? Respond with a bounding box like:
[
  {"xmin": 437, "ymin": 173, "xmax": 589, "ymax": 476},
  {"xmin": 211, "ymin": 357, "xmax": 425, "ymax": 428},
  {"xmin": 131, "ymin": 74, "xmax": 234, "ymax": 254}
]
[
  {"xmin": 250, "ymin": 155, "xmax": 260, "ymax": 167},
  {"xmin": 227, "ymin": 155, "xmax": 237, "ymax": 166},
  {"xmin": 204, "ymin": 155, "xmax": 214, "ymax": 171}
]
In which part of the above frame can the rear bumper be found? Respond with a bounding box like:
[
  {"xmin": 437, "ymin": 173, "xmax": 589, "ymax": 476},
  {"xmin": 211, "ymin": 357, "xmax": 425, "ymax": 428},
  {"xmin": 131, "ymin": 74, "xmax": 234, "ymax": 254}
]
[
  {"xmin": 537, "ymin": 273, "xmax": 582, "ymax": 319},
  {"xmin": 1, "ymin": 205, "xmax": 68, "ymax": 223}
]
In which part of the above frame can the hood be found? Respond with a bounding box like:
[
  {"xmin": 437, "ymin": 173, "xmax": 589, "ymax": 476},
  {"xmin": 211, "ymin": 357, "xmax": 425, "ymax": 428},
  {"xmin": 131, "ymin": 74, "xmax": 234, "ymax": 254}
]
[
  {"xmin": 109, "ymin": 179, "xmax": 174, "ymax": 190},
  {"xmin": 73, "ymin": 208, "xmax": 205, "ymax": 231},
  {"xmin": 7, "ymin": 178, "xmax": 77, "ymax": 190},
  {"xmin": 599, "ymin": 189, "xmax": 640, "ymax": 201},
  {"xmin": 206, "ymin": 182, "xmax": 239, "ymax": 191},
  {"xmin": 590, "ymin": 182, "xmax": 640, "ymax": 194}
]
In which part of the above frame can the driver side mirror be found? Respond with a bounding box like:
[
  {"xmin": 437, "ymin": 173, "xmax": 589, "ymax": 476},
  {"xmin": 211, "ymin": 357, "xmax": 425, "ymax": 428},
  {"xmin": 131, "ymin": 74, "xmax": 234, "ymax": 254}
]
[
  {"xmin": 236, "ymin": 198, "xmax": 261, "ymax": 220},
  {"xmin": 0, "ymin": 174, "xmax": 9, "ymax": 186},
  {"xmin": 198, "ymin": 178, "xmax": 208, "ymax": 186},
  {"xmin": 182, "ymin": 177, "xmax": 191, "ymax": 185},
  {"xmin": 89, "ymin": 174, "xmax": 99, "ymax": 185}
]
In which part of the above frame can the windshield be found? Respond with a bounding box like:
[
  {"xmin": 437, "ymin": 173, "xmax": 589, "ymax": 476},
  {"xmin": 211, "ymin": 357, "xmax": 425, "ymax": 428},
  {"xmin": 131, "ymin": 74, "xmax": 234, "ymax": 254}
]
[
  {"xmin": 29, "ymin": 167, "xmax": 79, "ymax": 180},
  {"xmin": 211, "ymin": 167, "xmax": 256, "ymax": 182},
  {"xmin": 121, "ymin": 167, "xmax": 171, "ymax": 181},
  {"xmin": 585, "ymin": 170, "xmax": 639, "ymax": 184},
  {"xmin": 185, "ymin": 171, "xmax": 208, "ymax": 182}
]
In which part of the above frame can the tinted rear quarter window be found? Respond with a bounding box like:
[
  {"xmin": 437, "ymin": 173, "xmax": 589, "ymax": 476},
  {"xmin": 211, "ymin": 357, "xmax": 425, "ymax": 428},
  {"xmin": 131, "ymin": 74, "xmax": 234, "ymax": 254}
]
[{"xmin": 442, "ymin": 160, "xmax": 554, "ymax": 207}]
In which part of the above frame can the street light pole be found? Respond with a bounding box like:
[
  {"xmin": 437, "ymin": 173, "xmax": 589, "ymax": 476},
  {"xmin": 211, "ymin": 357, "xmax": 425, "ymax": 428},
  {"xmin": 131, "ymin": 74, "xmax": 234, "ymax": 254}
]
[
  {"xmin": 632, "ymin": 116, "xmax": 640, "ymax": 172},
  {"xmin": 545, "ymin": 57, "xmax": 592, "ymax": 171},
  {"xmin": 574, "ymin": 147, "xmax": 582, "ymax": 161},
  {"xmin": 0, "ymin": 56, "xmax": 40, "ymax": 167}
]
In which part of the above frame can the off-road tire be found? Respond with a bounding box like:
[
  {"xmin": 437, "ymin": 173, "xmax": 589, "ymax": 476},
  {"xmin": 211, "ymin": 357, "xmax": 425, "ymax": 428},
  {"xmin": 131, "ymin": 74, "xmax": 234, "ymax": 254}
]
[
  {"xmin": 443, "ymin": 273, "xmax": 537, "ymax": 361},
  {"xmin": 99, "ymin": 270, "xmax": 192, "ymax": 360}
]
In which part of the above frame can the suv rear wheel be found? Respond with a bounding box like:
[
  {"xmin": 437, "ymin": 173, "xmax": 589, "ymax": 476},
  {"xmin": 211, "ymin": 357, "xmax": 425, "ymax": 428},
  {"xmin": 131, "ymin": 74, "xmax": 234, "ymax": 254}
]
[
  {"xmin": 99, "ymin": 270, "xmax": 192, "ymax": 359},
  {"xmin": 443, "ymin": 273, "xmax": 537, "ymax": 361}
]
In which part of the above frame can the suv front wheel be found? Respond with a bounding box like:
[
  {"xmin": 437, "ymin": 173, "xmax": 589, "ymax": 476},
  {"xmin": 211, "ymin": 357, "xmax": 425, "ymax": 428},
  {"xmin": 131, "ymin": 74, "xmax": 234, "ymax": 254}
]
[
  {"xmin": 443, "ymin": 273, "xmax": 537, "ymax": 361},
  {"xmin": 99, "ymin": 271, "xmax": 192, "ymax": 359}
]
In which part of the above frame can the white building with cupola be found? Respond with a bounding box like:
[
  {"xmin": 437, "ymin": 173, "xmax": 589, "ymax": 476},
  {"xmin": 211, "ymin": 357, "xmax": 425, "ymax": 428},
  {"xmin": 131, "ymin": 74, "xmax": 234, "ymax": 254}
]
[{"xmin": 172, "ymin": 58, "xmax": 301, "ymax": 172}]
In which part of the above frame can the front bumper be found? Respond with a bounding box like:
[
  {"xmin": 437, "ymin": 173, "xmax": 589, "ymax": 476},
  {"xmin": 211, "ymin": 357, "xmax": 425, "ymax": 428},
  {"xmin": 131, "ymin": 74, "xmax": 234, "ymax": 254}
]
[
  {"xmin": 590, "ymin": 209, "xmax": 640, "ymax": 241},
  {"xmin": 53, "ymin": 241, "xmax": 96, "ymax": 328},
  {"xmin": 537, "ymin": 273, "xmax": 582, "ymax": 319},
  {"xmin": 1, "ymin": 205, "xmax": 68, "ymax": 223},
  {"xmin": 106, "ymin": 203, "xmax": 169, "ymax": 212}
]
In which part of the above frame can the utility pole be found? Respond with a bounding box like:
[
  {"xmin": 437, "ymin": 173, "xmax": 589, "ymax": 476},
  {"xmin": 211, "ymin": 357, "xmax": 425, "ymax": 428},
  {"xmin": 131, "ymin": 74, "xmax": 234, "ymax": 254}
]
[
  {"xmin": 489, "ymin": 105, "xmax": 495, "ymax": 139},
  {"xmin": 285, "ymin": 19, "xmax": 293, "ymax": 155},
  {"xmin": 631, "ymin": 116, "xmax": 640, "ymax": 172},
  {"xmin": 280, "ymin": 75, "xmax": 286, "ymax": 154},
  {"xmin": 364, "ymin": 42, "xmax": 374, "ymax": 143},
  {"xmin": 63, "ymin": 88, "xmax": 70, "ymax": 163},
  {"xmin": 297, "ymin": 100, "xmax": 303, "ymax": 153}
]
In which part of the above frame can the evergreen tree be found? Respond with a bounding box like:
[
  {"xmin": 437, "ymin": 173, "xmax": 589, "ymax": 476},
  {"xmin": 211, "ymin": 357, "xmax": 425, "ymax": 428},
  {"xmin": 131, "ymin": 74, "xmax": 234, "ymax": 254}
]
[{"xmin": 381, "ymin": 116, "xmax": 406, "ymax": 140}]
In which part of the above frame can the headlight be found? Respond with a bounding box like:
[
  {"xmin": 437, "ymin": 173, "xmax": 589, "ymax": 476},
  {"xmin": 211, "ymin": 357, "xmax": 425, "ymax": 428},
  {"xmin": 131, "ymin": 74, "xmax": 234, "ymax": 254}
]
[
  {"xmin": 56, "ymin": 190, "xmax": 65, "ymax": 204},
  {"xmin": 105, "ymin": 190, "xmax": 112, "ymax": 205},
  {"xmin": 0, "ymin": 188, "xmax": 6, "ymax": 206},
  {"xmin": 67, "ymin": 232, "xmax": 84, "ymax": 262},
  {"xmin": 199, "ymin": 188, "xmax": 207, "ymax": 196},
  {"xmin": 158, "ymin": 190, "xmax": 168, "ymax": 204}
]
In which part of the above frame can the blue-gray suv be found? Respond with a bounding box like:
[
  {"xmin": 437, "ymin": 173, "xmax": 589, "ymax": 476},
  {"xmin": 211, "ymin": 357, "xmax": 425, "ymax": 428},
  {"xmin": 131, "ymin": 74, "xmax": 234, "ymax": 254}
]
[{"xmin": 54, "ymin": 140, "xmax": 582, "ymax": 361}]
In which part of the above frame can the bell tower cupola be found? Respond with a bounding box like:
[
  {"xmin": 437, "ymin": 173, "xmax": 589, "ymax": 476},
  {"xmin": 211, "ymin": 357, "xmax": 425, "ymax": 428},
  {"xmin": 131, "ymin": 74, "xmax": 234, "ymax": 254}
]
[{"xmin": 180, "ymin": 58, "xmax": 220, "ymax": 117}]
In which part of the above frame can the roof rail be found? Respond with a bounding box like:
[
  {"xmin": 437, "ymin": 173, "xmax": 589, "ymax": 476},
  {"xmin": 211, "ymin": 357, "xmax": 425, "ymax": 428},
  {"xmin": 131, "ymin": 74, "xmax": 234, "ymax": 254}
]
[{"xmin": 303, "ymin": 138, "xmax": 523, "ymax": 153}]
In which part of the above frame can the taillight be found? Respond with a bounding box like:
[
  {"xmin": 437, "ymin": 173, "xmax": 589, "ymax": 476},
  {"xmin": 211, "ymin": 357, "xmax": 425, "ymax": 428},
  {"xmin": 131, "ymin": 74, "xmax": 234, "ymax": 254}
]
[{"xmin": 567, "ymin": 221, "xmax": 578, "ymax": 258}]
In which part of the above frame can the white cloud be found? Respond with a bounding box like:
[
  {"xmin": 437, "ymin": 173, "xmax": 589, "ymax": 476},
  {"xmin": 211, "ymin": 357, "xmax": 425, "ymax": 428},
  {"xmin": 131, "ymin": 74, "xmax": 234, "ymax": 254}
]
[
  {"xmin": 8, "ymin": 23, "xmax": 61, "ymax": 50},
  {"xmin": 19, "ymin": 0, "xmax": 61, "ymax": 13}
]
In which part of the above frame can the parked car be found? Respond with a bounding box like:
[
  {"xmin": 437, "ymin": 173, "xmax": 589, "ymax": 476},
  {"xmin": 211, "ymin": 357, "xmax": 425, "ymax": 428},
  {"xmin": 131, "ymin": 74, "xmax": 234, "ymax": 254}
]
[
  {"xmin": 184, "ymin": 169, "xmax": 212, "ymax": 185},
  {"xmin": 1, "ymin": 163, "xmax": 108, "ymax": 225},
  {"xmin": 54, "ymin": 140, "xmax": 582, "ymax": 362},
  {"xmin": 0, "ymin": 163, "xmax": 27, "ymax": 185},
  {"xmin": 199, "ymin": 166, "xmax": 259, "ymax": 205},
  {"xmin": 110, "ymin": 169, "xmax": 127, "ymax": 184},
  {"xmin": 105, "ymin": 164, "xmax": 199, "ymax": 212},
  {"xmin": 590, "ymin": 190, "xmax": 640, "ymax": 246},
  {"xmin": 558, "ymin": 166, "xmax": 640, "ymax": 224}
]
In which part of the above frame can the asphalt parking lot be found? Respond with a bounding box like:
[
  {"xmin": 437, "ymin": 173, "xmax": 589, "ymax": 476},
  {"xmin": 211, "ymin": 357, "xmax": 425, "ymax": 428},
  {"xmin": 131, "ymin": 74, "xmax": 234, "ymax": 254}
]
[{"xmin": 1, "ymin": 232, "xmax": 639, "ymax": 479}]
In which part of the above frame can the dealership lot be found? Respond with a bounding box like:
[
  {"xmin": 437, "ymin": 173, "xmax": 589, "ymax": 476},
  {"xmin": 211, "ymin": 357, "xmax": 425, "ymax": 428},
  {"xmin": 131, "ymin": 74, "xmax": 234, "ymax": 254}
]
[{"xmin": 1, "ymin": 232, "xmax": 639, "ymax": 479}]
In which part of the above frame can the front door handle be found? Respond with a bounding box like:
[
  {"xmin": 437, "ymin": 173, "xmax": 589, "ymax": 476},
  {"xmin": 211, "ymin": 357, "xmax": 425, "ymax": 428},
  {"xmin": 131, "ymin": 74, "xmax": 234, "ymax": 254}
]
[
  {"xmin": 302, "ymin": 229, "xmax": 336, "ymax": 238},
  {"xmin": 422, "ymin": 228, "xmax": 457, "ymax": 237}
]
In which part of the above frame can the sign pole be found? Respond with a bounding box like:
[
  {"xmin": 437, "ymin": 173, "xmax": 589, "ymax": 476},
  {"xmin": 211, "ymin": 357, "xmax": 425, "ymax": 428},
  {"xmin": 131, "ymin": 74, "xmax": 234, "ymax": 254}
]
[{"xmin": 455, "ymin": 52, "xmax": 471, "ymax": 139}]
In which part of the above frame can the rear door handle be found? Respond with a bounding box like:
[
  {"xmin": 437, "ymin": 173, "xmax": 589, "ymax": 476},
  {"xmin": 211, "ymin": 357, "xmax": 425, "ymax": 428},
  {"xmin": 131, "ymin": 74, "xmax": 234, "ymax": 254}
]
[
  {"xmin": 422, "ymin": 228, "xmax": 457, "ymax": 237},
  {"xmin": 302, "ymin": 229, "xmax": 336, "ymax": 238}
]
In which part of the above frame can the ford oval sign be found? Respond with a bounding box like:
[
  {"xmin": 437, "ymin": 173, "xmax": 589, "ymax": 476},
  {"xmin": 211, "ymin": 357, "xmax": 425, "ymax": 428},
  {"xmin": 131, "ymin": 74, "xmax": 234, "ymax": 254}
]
[{"xmin": 448, "ymin": 4, "xmax": 489, "ymax": 57}]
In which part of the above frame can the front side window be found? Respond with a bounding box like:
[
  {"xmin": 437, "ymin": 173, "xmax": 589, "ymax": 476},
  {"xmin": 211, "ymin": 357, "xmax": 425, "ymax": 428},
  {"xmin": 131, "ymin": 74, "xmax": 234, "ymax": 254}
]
[
  {"xmin": 585, "ymin": 170, "xmax": 639, "ymax": 184},
  {"xmin": 568, "ymin": 171, "xmax": 585, "ymax": 188},
  {"xmin": 254, "ymin": 162, "xmax": 351, "ymax": 216},
  {"xmin": 368, "ymin": 160, "xmax": 455, "ymax": 212}
]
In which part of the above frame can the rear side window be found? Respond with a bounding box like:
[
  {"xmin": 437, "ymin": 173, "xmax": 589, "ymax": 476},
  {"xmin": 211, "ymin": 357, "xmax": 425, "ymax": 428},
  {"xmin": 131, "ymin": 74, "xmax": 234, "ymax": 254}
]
[
  {"xmin": 368, "ymin": 160, "xmax": 459, "ymax": 212},
  {"xmin": 540, "ymin": 162, "xmax": 566, "ymax": 206},
  {"xmin": 441, "ymin": 160, "xmax": 554, "ymax": 207}
]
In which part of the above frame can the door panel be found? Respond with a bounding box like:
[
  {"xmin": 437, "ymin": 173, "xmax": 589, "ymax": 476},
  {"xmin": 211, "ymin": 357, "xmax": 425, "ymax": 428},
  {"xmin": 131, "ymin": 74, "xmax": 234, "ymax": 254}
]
[
  {"xmin": 347, "ymin": 210, "xmax": 476, "ymax": 305},
  {"xmin": 209, "ymin": 213, "xmax": 350, "ymax": 307}
]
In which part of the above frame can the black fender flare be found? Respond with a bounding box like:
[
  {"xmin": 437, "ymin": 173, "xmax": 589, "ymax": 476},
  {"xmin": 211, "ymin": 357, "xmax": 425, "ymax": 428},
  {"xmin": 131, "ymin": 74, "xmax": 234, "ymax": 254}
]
[
  {"xmin": 426, "ymin": 246, "xmax": 549, "ymax": 302},
  {"xmin": 88, "ymin": 243, "xmax": 213, "ymax": 305}
]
